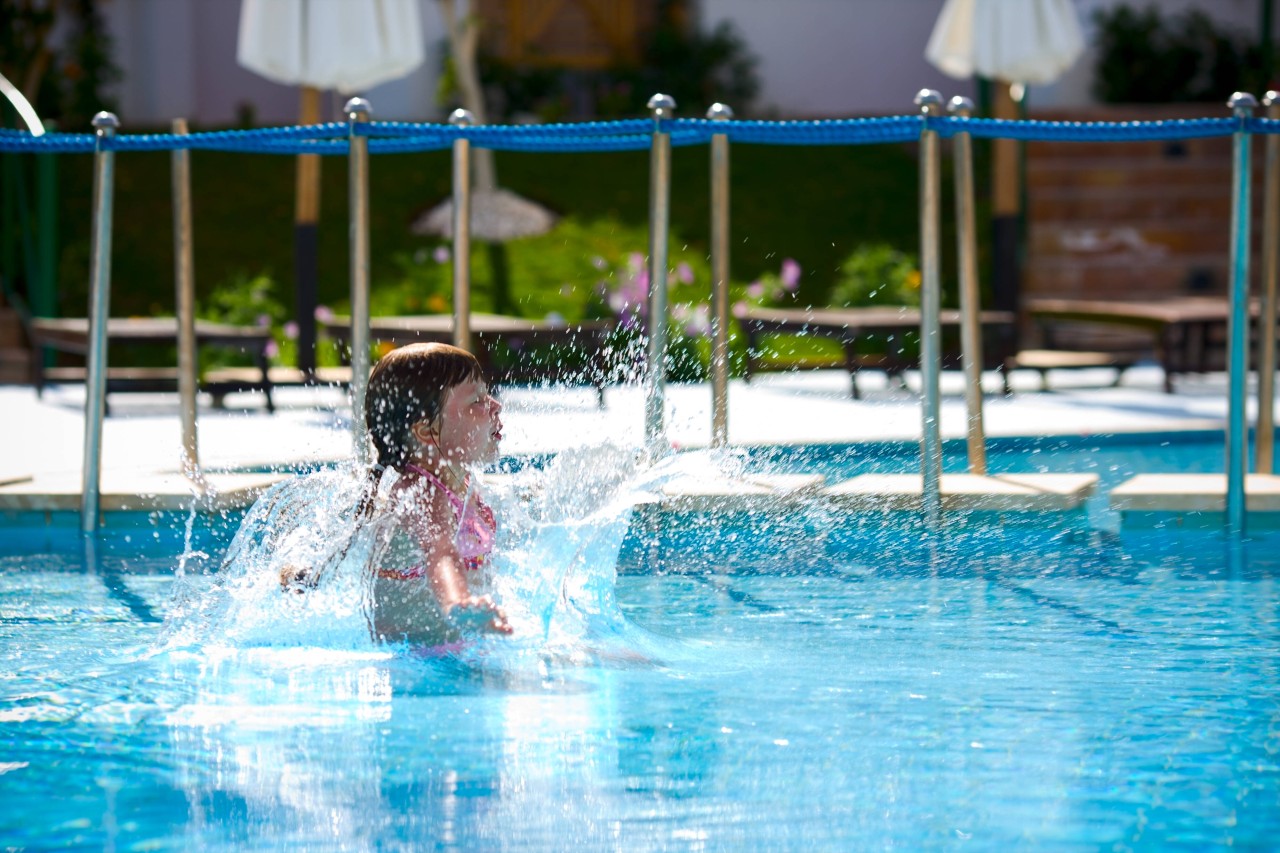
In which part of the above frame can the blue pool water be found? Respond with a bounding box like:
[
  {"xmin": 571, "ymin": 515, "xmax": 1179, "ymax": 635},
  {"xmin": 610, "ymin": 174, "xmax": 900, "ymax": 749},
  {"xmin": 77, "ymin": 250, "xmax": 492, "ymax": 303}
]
[{"xmin": 2, "ymin": 434, "xmax": 1279, "ymax": 849}]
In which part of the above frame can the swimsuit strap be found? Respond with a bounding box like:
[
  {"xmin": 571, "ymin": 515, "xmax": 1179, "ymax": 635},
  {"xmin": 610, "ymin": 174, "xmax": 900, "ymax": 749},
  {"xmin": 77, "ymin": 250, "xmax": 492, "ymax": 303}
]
[{"xmin": 404, "ymin": 462, "xmax": 466, "ymax": 516}]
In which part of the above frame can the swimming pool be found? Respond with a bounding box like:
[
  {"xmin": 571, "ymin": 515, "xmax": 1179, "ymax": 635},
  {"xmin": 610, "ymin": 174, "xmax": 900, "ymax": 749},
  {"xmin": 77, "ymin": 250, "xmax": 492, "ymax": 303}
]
[{"xmin": 2, "ymin": 436, "xmax": 1278, "ymax": 849}]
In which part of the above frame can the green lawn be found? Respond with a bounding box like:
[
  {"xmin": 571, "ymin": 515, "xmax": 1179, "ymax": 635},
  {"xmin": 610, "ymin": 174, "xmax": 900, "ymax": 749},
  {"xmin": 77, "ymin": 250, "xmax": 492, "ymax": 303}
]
[{"xmin": 44, "ymin": 136, "xmax": 979, "ymax": 321}]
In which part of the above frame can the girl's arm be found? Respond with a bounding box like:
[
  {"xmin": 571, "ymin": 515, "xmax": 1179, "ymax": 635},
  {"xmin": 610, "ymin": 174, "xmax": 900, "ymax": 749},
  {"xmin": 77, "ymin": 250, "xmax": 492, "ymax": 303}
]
[{"xmin": 411, "ymin": 495, "xmax": 512, "ymax": 635}]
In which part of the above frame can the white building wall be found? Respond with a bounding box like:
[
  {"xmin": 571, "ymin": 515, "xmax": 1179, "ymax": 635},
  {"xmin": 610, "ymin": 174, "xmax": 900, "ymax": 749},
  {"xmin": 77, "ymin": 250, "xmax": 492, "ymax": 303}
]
[
  {"xmin": 102, "ymin": 0, "xmax": 449, "ymax": 128},
  {"xmin": 89, "ymin": 0, "xmax": 1280, "ymax": 127},
  {"xmin": 703, "ymin": 0, "xmax": 1276, "ymax": 117},
  {"xmin": 700, "ymin": 0, "xmax": 973, "ymax": 116}
]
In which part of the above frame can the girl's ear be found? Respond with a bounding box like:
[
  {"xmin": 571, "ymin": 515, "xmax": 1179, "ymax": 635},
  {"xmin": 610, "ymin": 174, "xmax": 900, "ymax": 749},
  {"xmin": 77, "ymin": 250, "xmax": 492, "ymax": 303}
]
[{"xmin": 412, "ymin": 420, "xmax": 437, "ymax": 445}]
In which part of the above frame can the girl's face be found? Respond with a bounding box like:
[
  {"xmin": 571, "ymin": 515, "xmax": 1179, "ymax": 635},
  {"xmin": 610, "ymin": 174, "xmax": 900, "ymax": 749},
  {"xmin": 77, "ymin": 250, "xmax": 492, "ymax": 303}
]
[{"xmin": 433, "ymin": 379, "xmax": 503, "ymax": 466}]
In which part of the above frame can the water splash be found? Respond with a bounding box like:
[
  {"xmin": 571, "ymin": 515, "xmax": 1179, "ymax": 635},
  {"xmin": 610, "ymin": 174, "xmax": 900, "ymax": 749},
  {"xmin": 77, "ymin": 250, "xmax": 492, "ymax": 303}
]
[{"xmin": 155, "ymin": 442, "xmax": 702, "ymax": 666}]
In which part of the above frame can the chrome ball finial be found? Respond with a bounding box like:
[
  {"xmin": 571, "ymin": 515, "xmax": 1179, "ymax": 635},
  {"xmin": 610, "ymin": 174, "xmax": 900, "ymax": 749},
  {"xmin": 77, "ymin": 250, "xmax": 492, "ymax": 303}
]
[{"xmin": 648, "ymin": 93, "xmax": 676, "ymax": 119}]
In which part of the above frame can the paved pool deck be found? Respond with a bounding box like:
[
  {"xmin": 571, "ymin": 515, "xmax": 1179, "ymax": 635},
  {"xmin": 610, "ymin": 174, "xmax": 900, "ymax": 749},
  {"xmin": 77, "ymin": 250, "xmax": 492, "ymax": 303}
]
[{"xmin": 0, "ymin": 364, "xmax": 1246, "ymax": 488}]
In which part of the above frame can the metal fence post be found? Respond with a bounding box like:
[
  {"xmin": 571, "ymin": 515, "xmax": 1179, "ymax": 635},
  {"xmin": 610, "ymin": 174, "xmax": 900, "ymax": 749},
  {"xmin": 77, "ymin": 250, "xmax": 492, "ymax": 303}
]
[
  {"xmin": 645, "ymin": 93, "xmax": 675, "ymax": 460},
  {"xmin": 708, "ymin": 102, "xmax": 733, "ymax": 448},
  {"xmin": 346, "ymin": 98, "xmax": 373, "ymax": 463},
  {"xmin": 1226, "ymin": 92, "xmax": 1257, "ymax": 535},
  {"xmin": 948, "ymin": 96, "xmax": 987, "ymax": 475},
  {"xmin": 449, "ymin": 108, "xmax": 474, "ymax": 353},
  {"xmin": 170, "ymin": 118, "xmax": 201, "ymax": 486},
  {"xmin": 80, "ymin": 111, "xmax": 118, "ymax": 534},
  {"xmin": 1258, "ymin": 90, "xmax": 1280, "ymax": 473},
  {"xmin": 916, "ymin": 89, "xmax": 944, "ymax": 528}
]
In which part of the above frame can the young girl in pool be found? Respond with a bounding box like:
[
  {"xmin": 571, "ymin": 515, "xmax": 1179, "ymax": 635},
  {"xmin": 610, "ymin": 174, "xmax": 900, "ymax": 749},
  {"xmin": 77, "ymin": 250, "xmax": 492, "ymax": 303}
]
[{"xmin": 283, "ymin": 342, "xmax": 512, "ymax": 643}]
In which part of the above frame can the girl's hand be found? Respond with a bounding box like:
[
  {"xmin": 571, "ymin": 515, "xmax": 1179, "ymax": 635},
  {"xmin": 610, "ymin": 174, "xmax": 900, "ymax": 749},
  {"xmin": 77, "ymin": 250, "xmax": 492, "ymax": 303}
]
[{"xmin": 446, "ymin": 595, "xmax": 513, "ymax": 635}]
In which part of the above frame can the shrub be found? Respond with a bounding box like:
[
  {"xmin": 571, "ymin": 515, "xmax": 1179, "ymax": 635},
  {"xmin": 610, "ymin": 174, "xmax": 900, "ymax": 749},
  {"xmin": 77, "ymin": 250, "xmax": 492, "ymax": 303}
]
[
  {"xmin": 1092, "ymin": 5, "xmax": 1267, "ymax": 103},
  {"xmin": 828, "ymin": 244, "xmax": 921, "ymax": 308}
]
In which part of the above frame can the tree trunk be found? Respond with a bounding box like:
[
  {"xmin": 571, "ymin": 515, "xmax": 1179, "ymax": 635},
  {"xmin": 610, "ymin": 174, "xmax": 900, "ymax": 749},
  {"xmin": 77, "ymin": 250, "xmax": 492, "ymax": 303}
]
[{"xmin": 439, "ymin": 0, "xmax": 497, "ymax": 191}]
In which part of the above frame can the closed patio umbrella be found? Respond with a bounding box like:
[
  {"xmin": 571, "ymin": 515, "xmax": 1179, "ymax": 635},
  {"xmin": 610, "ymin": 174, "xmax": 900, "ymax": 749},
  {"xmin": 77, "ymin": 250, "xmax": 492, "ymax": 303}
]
[
  {"xmin": 926, "ymin": 0, "xmax": 1084, "ymax": 86},
  {"xmin": 925, "ymin": 0, "xmax": 1085, "ymax": 316},
  {"xmin": 237, "ymin": 0, "xmax": 425, "ymax": 375}
]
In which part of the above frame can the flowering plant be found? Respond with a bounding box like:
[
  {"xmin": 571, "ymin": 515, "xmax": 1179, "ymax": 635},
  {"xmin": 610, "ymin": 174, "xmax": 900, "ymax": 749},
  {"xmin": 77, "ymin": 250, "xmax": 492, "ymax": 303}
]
[
  {"xmin": 591, "ymin": 253, "xmax": 802, "ymax": 381},
  {"xmin": 199, "ymin": 271, "xmax": 344, "ymax": 369}
]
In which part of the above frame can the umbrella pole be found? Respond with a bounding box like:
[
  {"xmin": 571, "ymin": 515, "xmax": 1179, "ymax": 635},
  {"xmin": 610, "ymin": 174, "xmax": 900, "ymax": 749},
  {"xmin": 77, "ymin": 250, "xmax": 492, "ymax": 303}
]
[
  {"xmin": 294, "ymin": 85, "xmax": 321, "ymax": 379},
  {"xmin": 991, "ymin": 81, "xmax": 1021, "ymax": 320}
]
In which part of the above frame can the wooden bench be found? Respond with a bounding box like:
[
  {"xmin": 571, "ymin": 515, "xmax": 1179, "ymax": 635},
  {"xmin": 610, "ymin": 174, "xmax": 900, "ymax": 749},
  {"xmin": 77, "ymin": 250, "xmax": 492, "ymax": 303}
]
[
  {"xmin": 29, "ymin": 317, "xmax": 277, "ymax": 412},
  {"xmin": 739, "ymin": 306, "xmax": 1015, "ymax": 398}
]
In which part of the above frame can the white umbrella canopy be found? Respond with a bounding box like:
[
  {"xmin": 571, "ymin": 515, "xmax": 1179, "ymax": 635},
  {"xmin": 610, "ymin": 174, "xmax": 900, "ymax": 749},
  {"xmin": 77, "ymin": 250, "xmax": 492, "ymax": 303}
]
[
  {"xmin": 237, "ymin": 0, "xmax": 426, "ymax": 375},
  {"xmin": 237, "ymin": 0, "xmax": 425, "ymax": 94},
  {"xmin": 926, "ymin": 0, "xmax": 1084, "ymax": 85}
]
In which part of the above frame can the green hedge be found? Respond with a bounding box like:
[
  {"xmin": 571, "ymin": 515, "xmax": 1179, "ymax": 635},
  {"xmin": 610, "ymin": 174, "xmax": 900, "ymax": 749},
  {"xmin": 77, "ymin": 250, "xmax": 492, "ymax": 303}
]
[{"xmin": 48, "ymin": 139, "xmax": 964, "ymax": 320}]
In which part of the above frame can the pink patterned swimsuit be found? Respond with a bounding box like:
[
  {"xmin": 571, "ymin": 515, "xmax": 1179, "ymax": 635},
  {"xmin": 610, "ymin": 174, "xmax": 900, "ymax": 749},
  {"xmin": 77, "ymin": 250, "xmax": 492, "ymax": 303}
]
[{"xmin": 377, "ymin": 463, "xmax": 497, "ymax": 581}]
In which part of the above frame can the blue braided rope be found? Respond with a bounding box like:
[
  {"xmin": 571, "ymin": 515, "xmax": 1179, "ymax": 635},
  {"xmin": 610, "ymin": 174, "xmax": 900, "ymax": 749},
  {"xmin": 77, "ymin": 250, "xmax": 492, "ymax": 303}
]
[
  {"xmin": 1250, "ymin": 117, "xmax": 1280, "ymax": 135},
  {"xmin": 361, "ymin": 118, "xmax": 654, "ymax": 140},
  {"xmin": 3, "ymin": 112, "xmax": 1279, "ymax": 155},
  {"xmin": 682, "ymin": 116, "xmax": 921, "ymax": 145},
  {"xmin": 935, "ymin": 116, "xmax": 1238, "ymax": 141}
]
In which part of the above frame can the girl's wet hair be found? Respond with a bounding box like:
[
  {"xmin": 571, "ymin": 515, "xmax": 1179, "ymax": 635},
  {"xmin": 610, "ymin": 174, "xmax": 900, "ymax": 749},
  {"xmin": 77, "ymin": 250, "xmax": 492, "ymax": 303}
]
[{"xmin": 364, "ymin": 342, "xmax": 484, "ymax": 474}]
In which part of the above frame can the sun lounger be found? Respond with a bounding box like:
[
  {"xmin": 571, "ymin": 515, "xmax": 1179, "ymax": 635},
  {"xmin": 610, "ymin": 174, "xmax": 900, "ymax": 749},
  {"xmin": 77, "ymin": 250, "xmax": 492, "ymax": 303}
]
[
  {"xmin": 1023, "ymin": 297, "xmax": 1235, "ymax": 393},
  {"xmin": 29, "ymin": 316, "xmax": 278, "ymax": 412},
  {"xmin": 321, "ymin": 314, "xmax": 615, "ymax": 404},
  {"xmin": 739, "ymin": 306, "xmax": 1016, "ymax": 399}
]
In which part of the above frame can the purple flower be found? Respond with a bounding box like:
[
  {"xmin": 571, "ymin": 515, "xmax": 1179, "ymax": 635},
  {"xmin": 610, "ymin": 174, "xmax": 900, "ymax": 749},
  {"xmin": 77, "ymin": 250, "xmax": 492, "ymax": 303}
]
[
  {"xmin": 314, "ymin": 304, "xmax": 334, "ymax": 322},
  {"xmin": 746, "ymin": 281, "xmax": 765, "ymax": 299},
  {"xmin": 676, "ymin": 262, "xmax": 694, "ymax": 285},
  {"xmin": 780, "ymin": 258, "xmax": 802, "ymax": 291},
  {"xmin": 732, "ymin": 300, "xmax": 748, "ymax": 318},
  {"xmin": 264, "ymin": 339, "xmax": 280, "ymax": 359},
  {"xmin": 683, "ymin": 304, "xmax": 711, "ymax": 337},
  {"xmin": 283, "ymin": 321, "xmax": 299, "ymax": 340},
  {"xmin": 433, "ymin": 245, "xmax": 451, "ymax": 264},
  {"xmin": 255, "ymin": 313, "xmax": 272, "ymax": 328}
]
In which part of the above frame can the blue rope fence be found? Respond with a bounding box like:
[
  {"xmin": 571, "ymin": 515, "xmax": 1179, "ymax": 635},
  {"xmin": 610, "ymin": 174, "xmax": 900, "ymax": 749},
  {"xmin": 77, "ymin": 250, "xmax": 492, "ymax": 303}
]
[{"xmin": 0, "ymin": 114, "xmax": 1275, "ymax": 156}]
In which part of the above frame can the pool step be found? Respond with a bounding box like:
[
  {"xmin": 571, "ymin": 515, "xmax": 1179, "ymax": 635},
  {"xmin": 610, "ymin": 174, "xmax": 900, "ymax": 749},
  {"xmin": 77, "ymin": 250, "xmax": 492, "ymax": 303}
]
[
  {"xmin": 825, "ymin": 473, "xmax": 1099, "ymax": 512},
  {"xmin": 0, "ymin": 471, "xmax": 286, "ymax": 513},
  {"xmin": 658, "ymin": 473, "xmax": 826, "ymax": 511},
  {"xmin": 1111, "ymin": 473, "xmax": 1280, "ymax": 513}
]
